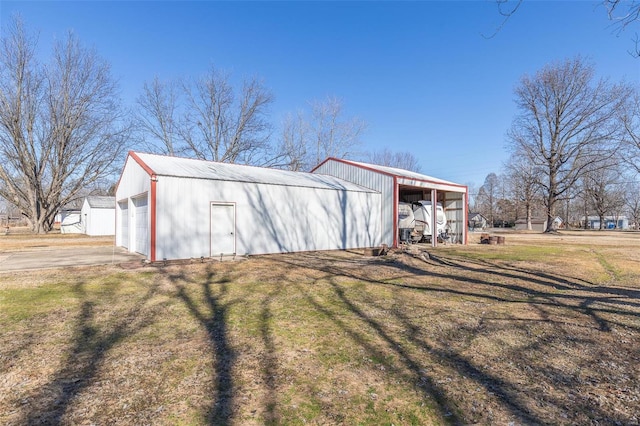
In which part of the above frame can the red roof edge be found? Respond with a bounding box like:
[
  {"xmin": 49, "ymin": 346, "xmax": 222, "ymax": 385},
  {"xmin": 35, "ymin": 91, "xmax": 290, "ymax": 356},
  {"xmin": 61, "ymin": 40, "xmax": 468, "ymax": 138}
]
[
  {"xmin": 311, "ymin": 157, "xmax": 397, "ymax": 178},
  {"xmin": 311, "ymin": 158, "xmax": 468, "ymax": 191},
  {"xmin": 129, "ymin": 151, "xmax": 156, "ymax": 177},
  {"xmin": 114, "ymin": 151, "xmax": 157, "ymax": 196},
  {"xmin": 309, "ymin": 157, "xmax": 334, "ymax": 173}
]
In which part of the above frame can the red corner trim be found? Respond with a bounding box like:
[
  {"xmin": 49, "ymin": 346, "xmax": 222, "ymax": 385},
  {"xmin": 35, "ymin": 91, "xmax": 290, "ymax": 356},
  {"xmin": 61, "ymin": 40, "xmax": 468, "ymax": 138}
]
[
  {"xmin": 464, "ymin": 190, "xmax": 469, "ymax": 245},
  {"xmin": 150, "ymin": 177, "xmax": 157, "ymax": 262},
  {"xmin": 393, "ymin": 176, "xmax": 398, "ymax": 248},
  {"xmin": 128, "ymin": 151, "xmax": 157, "ymax": 261}
]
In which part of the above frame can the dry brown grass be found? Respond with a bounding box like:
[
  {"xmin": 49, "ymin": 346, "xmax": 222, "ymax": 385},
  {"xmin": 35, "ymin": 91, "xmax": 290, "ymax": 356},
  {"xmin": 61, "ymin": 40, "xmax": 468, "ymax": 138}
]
[
  {"xmin": 0, "ymin": 231, "xmax": 114, "ymax": 251},
  {"xmin": 1, "ymin": 231, "xmax": 639, "ymax": 425}
]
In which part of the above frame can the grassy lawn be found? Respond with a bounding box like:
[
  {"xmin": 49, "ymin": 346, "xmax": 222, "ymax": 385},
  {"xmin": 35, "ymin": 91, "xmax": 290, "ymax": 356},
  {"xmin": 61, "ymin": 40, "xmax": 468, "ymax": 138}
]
[{"xmin": 1, "ymin": 231, "xmax": 639, "ymax": 425}]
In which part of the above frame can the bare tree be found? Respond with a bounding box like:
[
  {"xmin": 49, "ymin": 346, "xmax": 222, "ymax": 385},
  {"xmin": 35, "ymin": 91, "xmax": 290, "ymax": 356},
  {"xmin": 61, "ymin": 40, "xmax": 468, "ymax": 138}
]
[
  {"xmin": 135, "ymin": 76, "xmax": 180, "ymax": 155},
  {"xmin": 466, "ymin": 182, "xmax": 479, "ymax": 212},
  {"xmin": 272, "ymin": 111, "xmax": 309, "ymax": 171},
  {"xmin": 181, "ymin": 68, "xmax": 274, "ymax": 164},
  {"xmin": 0, "ymin": 18, "xmax": 128, "ymax": 233},
  {"xmin": 582, "ymin": 162, "xmax": 626, "ymax": 229},
  {"xmin": 490, "ymin": 1, "xmax": 640, "ymax": 55},
  {"xmin": 504, "ymin": 154, "xmax": 541, "ymax": 230},
  {"xmin": 309, "ymin": 95, "xmax": 366, "ymax": 166},
  {"xmin": 366, "ymin": 148, "xmax": 422, "ymax": 172},
  {"xmin": 622, "ymin": 88, "xmax": 640, "ymax": 172},
  {"xmin": 477, "ymin": 173, "xmax": 500, "ymax": 227},
  {"xmin": 604, "ymin": 0, "xmax": 640, "ymax": 55},
  {"xmin": 507, "ymin": 57, "xmax": 631, "ymax": 232},
  {"xmin": 273, "ymin": 96, "xmax": 366, "ymax": 171},
  {"xmin": 624, "ymin": 180, "xmax": 640, "ymax": 229},
  {"xmin": 137, "ymin": 67, "xmax": 274, "ymax": 165}
]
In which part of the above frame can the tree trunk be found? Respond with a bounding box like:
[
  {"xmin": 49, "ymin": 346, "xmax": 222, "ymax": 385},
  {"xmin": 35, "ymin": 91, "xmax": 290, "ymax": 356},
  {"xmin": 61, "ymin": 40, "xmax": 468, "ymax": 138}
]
[{"xmin": 545, "ymin": 191, "xmax": 556, "ymax": 233}]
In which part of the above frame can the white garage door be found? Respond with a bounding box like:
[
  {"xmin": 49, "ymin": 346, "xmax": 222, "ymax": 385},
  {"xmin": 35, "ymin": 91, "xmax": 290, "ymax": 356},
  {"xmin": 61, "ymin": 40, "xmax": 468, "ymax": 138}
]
[
  {"xmin": 119, "ymin": 201, "xmax": 129, "ymax": 249},
  {"xmin": 132, "ymin": 195, "xmax": 149, "ymax": 256}
]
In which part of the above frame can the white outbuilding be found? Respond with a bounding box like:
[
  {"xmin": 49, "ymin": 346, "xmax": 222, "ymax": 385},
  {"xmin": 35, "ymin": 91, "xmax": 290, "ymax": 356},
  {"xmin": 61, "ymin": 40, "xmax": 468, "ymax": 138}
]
[
  {"xmin": 81, "ymin": 196, "xmax": 116, "ymax": 236},
  {"xmin": 313, "ymin": 158, "xmax": 468, "ymax": 247},
  {"xmin": 60, "ymin": 209, "xmax": 82, "ymax": 234},
  {"xmin": 115, "ymin": 152, "xmax": 382, "ymax": 261}
]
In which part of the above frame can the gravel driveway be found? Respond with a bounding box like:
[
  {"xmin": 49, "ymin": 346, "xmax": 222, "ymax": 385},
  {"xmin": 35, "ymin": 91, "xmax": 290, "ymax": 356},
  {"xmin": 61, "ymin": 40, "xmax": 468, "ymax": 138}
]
[{"xmin": 0, "ymin": 246, "xmax": 144, "ymax": 272}]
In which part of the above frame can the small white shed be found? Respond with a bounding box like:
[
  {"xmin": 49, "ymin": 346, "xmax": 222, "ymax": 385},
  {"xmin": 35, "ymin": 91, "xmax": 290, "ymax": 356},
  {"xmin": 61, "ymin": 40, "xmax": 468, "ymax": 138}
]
[
  {"xmin": 81, "ymin": 196, "xmax": 115, "ymax": 236},
  {"xmin": 60, "ymin": 210, "xmax": 82, "ymax": 234},
  {"xmin": 115, "ymin": 152, "xmax": 382, "ymax": 261}
]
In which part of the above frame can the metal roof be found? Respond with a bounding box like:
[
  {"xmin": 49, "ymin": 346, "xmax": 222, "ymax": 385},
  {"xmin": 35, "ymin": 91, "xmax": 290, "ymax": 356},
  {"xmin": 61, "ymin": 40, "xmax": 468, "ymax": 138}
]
[
  {"xmin": 85, "ymin": 196, "xmax": 115, "ymax": 209},
  {"xmin": 132, "ymin": 152, "xmax": 378, "ymax": 193}
]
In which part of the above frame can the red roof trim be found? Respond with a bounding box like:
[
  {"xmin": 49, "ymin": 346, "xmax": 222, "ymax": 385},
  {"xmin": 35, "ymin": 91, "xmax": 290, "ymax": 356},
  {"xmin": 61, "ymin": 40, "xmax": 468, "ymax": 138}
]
[
  {"xmin": 311, "ymin": 157, "xmax": 397, "ymax": 178},
  {"xmin": 397, "ymin": 177, "xmax": 468, "ymax": 190},
  {"xmin": 129, "ymin": 151, "xmax": 156, "ymax": 177}
]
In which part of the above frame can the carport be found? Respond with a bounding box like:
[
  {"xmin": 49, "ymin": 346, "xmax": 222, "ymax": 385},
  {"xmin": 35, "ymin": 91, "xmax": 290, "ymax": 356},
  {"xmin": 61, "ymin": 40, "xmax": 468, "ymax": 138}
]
[{"xmin": 313, "ymin": 158, "xmax": 468, "ymax": 247}]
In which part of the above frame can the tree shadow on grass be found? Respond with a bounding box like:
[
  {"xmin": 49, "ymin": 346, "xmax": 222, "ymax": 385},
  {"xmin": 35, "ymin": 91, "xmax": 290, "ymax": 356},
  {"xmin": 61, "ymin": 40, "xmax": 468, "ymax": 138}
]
[
  {"xmin": 163, "ymin": 266, "xmax": 238, "ymax": 426},
  {"xmin": 290, "ymin": 251, "xmax": 640, "ymax": 332},
  {"xmin": 270, "ymin": 250, "xmax": 640, "ymax": 424},
  {"xmin": 419, "ymin": 252, "xmax": 640, "ymax": 331},
  {"xmin": 259, "ymin": 286, "xmax": 282, "ymax": 425},
  {"xmin": 293, "ymin": 276, "xmax": 465, "ymax": 424},
  {"xmin": 21, "ymin": 277, "xmax": 162, "ymax": 425}
]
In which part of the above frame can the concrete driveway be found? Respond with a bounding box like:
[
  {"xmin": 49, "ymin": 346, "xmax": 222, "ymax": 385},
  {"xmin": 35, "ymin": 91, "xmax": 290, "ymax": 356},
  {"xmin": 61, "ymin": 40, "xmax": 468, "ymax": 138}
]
[{"xmin": 0, "ymin": 246, "xmax": 145, "ymax": 272}]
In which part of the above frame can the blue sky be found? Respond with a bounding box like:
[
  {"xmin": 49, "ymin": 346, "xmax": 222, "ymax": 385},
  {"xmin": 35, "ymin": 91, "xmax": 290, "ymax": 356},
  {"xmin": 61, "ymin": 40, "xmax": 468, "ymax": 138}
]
[{"xmin": 1, "ymin": 1, "xmax": 638, "ymax": 187}]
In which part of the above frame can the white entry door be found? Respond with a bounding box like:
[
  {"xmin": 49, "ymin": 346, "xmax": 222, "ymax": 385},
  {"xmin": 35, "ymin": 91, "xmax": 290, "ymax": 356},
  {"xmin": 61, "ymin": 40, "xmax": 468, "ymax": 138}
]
[
  {"xmin": 119, "ymin": 201, "xmax": 129, "ymax": 249},
  {"xmin": 132, "ymin": 195, "xmax": 149, "ymax": 256},
  {"xmin": 211, "ymin": 203, "xmax": 235, "ymax": 256}
]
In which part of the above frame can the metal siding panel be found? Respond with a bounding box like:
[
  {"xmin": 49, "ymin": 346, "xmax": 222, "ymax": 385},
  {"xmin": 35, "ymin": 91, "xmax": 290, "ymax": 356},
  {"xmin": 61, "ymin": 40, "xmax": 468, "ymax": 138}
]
[
  {"xmin": 154, "ymin": 175, "xmax": 381, "ymax": 260},
  {"xmin": 87, "ymin": 208, "xmax": 115, "ymax": 236},
  {"xmin": 314, "ymin": 160, "xmax": 393, "ymax": 246}
]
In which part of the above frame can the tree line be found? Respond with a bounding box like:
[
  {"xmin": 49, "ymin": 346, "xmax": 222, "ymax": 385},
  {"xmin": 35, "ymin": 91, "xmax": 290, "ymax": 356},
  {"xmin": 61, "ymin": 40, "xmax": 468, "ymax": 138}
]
[
  {"xmin": 2, "ymin": 19, "xmax": 638, "ymax": 235},
  {"xmin": 472, "ymin": 57, "xmax": 640, "ymax": 231},
  {"xmin": 0, "ymin": 18, "xmax": 419, "ymax": 233}
]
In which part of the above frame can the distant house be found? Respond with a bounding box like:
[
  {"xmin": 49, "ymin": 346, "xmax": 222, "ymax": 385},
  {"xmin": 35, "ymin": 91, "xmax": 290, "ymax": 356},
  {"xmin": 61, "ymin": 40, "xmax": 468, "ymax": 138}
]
[
  {"xmin": 81, "ymin": 196, "xmax": 115, "ymax": 236},
  {"xmin": 468, "ymin": 212, "xmax": 488, "ymax": 230},
  {"xmin": 515, "ymin": 218, "xmax": 547, "ymax": 232},
  {"xmin": 583, "ymin": 216, "xmax": 629, "ymax": 230}
]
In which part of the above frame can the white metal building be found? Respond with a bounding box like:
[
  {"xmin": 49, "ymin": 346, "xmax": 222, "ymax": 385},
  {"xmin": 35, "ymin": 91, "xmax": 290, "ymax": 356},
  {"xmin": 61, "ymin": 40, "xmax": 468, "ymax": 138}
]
[
  {"xmin": 313, "ymin": 158, "xmax": 468, "ymax": 247},
  {"xmin": 60, "ymin": 210, "xmax": 82, "ymax": 234},
  {"xmin": 115, "ymin": 152, "xmax": 382, "ymax": 261},
  {"xmin": 81, "ymin": 196, "xmax": 116, "ymax": 236}
]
